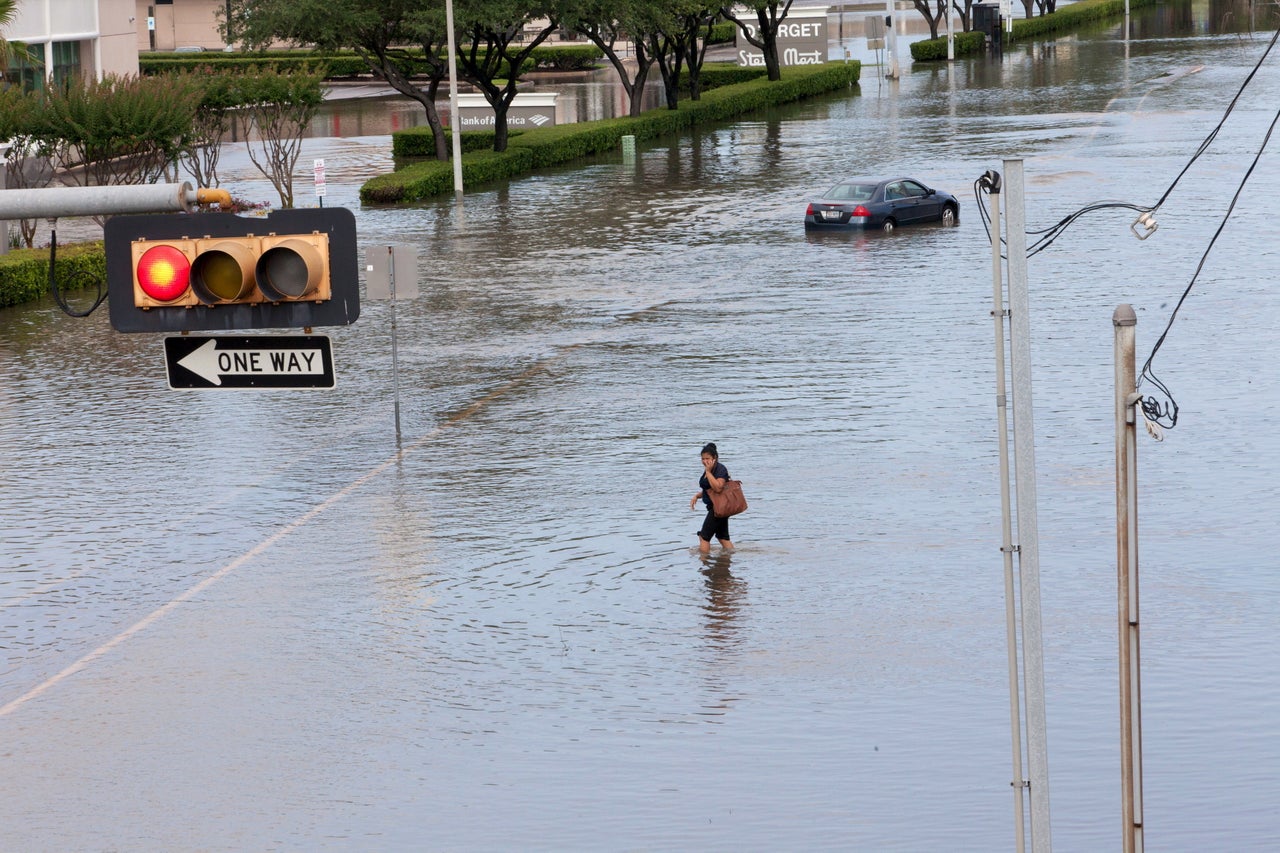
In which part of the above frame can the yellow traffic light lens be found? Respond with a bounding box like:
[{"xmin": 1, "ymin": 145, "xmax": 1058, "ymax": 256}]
[
  {"xmin": 195, "ymin": 251, "xmax": 249, "ymax": 301},
  {"xmin": 137, "ymin": 245, "xmax": 191, "ymax": 302},
  {"xmin": 190, "ymin": 240, "xmax": 257, "ymax": 304}
]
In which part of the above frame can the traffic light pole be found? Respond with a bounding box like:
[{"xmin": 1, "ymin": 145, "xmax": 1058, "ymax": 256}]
[{"xmin": 0, "ymin": 183, "xmax": 231, "ymax": 220}]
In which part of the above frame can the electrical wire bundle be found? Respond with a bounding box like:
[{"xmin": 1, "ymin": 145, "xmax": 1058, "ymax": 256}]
[{"xmin": 974, "ymin": 26, "xmax": 1280, "ymax": 431}]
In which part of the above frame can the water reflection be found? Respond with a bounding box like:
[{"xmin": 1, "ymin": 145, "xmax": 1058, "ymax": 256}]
[{"xmin": 700, "ymin": 550, "xmax": 746, "ymax": 647}]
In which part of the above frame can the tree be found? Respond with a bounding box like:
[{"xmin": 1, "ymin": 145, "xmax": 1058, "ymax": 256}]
[
  {"xmin": 721, "ymin": 0, "xmax": 793, "ymax": 82},
  {"xmin": 176, "ymin": 69, "xmax": 240, "ymax": 189},
  {"xmin": 912, "ymin": 0, "xmax": 948, "ymax": 39},
  {"xmin": 676, "ymin": 3, "xmax": 719, "ymax": 100},
  {"xmin": 452, "ymin": 0, "xmax": 560, "ymax": 152},
  {"xmin": 227, "ymin": 0, "xmax": 453, "ymax": 161},
  {"xmin": 0, "ymin": 85, "xmax": 55, "ymax": 247},
  {"xmin": 0, "ymin": 0, "xmax": 16, "ymax": 69},
  {"xmin": 640, "ymin": 0, "xmax": 717, "ymax": 110},
  {"xmin": 234, "ymin": 67, "xmax": 326, "ymax": 208},
  {"xmin": 41, "ymin": 74, "xmax": 203, "ymax": 190},
  {"xmin": 561, "ymin": 0, "xmax": 656, "ymax": 117}
]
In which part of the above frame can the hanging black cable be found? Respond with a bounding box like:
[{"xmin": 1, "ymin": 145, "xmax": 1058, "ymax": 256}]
[
  {"xmin": 48, "ymin": 225, "xmax": 108, "ymax": 319},
  {"xmin": 1008, "ymin": 28, "xmax": 1280, "ymax": 259},
  {"xmin": 1137, "ymin": 101, "xmax": 1280, "ymax": 429}
]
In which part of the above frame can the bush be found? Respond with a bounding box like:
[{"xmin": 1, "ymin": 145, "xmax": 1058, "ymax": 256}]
[
  {"xmin": 363, "ymin": 62, "xmax": 861, "ymax": 204},
  {"xmin": 912, "ymin": 0, "xmax": 1163, "ymax": 60},
  {"xmin": 1009, "ymin": 0, "xmax": 1160, "ymax": 40},
  {"xmin": 391, "ymin": 127, "xmax": 525, "ymax": 158},
  {"xmin": 910, "ymin": 31, "xmax": 986, "ymax": 62},
  {"xmin": 0, "ymin": 242, "xmax": 106, "ymax": 309},
  {"xmin": 142, "ymin": 45, "xmax": 604, "ymax": 78},
  {"xmin": 529, "ymin": 45, "xmax": 605, "ymax": 71}
]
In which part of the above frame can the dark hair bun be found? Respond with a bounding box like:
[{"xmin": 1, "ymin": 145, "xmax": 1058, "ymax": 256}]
[{"xmin": 701, "ymin": 442, "xmax": 718, "ymax": 457}]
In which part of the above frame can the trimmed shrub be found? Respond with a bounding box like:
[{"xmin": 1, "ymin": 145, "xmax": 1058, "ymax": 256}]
[
  {"xmin": 141, "ymin": 45, "xmax": 603, "ymax": 78},
  {"xmin": 391, "ymin": 127, "xmax": 525, "ymax": 158},
  {"xmin": 692, "ymin": 63, "xmax": 769, "ymax": 91},
  {"xmin": 910, "ymin": 31, "xmax": 986, "ymax": 61},
  {"xmin": 0, "ymin": 243, "xmax": 106, "ymax": 309},
  {"xmin": 912, "ymin": 0, "xmax": 1163, "ymax": 61},
  {"xmin": 1010, "ymin": 0, "xmax": 1160, "ymax": 40},
  {"xmin": 530, "ymin": 45, "xmax": 605, "ymax": 71}
]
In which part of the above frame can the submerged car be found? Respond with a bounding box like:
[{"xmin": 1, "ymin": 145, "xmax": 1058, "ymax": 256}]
[{"xmin": 804, "ymin": 176, "xmax": 959, "ymax": 232}]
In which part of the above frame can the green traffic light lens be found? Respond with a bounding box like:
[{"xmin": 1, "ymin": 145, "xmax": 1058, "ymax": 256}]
[{"xmin": 258, "ymin": 248, "xmax": 309, "ymax": 298}]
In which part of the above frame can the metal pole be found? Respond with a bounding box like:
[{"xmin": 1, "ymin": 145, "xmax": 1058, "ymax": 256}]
[
  {"xmin": 1004, "ymin": 158, "xmax": 1053, "ymax": 852},
  {"xmin": 946, "ymin": 0, "xmax": 954, "ymax": 61},
  {"xmin": 0, "ymin": 183, "xmax": 229, "ymax": 219},
  {"xmin": 389, "ymin": 247, "xmax": 402, "ymax": 444},
  {"xmin": 1113, "ymin": 304, "xmax": 1144, "ymax": 853},
  {"xmin": 989, "ymin": 176, "xmax": 1027, "ymax": 853},
  {"xmin": 884, "ymin": 0, "xmax": 900, "ymax": 78},
  {"xmin": 445, "ymin": 0, "xmax": 465, "ymax": 197}
]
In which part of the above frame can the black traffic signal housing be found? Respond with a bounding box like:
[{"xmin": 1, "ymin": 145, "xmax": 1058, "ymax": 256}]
[{"xmin": 106, "ymin": 207, "xmax": 359, "ymax": 333}]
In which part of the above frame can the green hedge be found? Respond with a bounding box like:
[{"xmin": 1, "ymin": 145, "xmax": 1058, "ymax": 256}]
[
  {"xmin": 140, "ymin": 45, "xmax": 604, "ymax": 77},
  {"xmin": 393, "ymin": 128, "xmax": 525, "ymax": 158},
  {"xmin": 0, "ymin": 242, "xmax": 106, "ymax": 309},
  {"xmin": 911, "ymin": 0, "xmax": 1162, "ymax": 61},
  {"xmin": 910, "ymin": 31, "xmax": 986, "ymax": 62},
  {"xmin": 361, "ymin": 61, "xmax": 861, "ymax": 205},
  {"xmin": 1010, "ymin": 0, "xmax": 1160, "ymax": 39}
]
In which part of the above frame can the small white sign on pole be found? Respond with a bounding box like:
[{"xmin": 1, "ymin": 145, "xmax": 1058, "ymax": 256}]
[{"xmin": 314, "ymin": 158, "xmax": 327, "ymax": 199}]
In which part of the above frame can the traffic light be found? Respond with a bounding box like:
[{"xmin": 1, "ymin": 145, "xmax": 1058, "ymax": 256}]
[{"xmin": 106, "ymin": 207, "xmax": 359, "ymax": 333}]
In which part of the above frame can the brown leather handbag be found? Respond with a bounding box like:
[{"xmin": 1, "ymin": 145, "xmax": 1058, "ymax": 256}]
[{"xmin": 710, "ymin": 480, "xmax": 748, "ymax": 518}]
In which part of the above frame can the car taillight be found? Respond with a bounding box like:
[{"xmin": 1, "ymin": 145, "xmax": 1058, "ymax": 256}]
[
  {"xmin": 852, "ymin": 205, "xmax": 870, "ymax": 217},
  {"xmin": 806, "ymin": 203, "xmax": 814, "ymax": 215}
]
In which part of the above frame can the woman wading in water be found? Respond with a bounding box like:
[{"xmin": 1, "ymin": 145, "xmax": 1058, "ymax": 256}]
[{"xmin": 690, "ymin": 442, "xmax": 734, "ymax": 554}]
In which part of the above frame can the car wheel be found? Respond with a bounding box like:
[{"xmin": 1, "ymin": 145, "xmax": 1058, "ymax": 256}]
[
  {"xmin": 941, "ymin": 205, "xmax": 957, "ymax": 227},
  {"xmin": 882, "ymin": 219, "xmax": 896, "ymax": 233}
]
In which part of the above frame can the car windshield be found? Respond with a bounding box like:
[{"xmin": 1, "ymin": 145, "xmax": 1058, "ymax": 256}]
[{"xmin": 824, "ymin": 183, "xmax": 877, "ymax": 202}]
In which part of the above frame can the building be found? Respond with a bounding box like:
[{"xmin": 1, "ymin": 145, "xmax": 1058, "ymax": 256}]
[
  {"xmin": 135, "ymin": 0, "xmax": 230, "ymax": 53},
  {"xmin": 6, "ymin": 0, "xmax": 139, "ymax": 86},
  {"xmin": 4, "ymin": 0, "xmax": 232, "ymax": 89}
]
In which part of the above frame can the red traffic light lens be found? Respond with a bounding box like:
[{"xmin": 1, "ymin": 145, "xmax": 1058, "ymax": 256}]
[{"xmin": 137, "ymin": 245, "xmax": 192, "ymax": 302}]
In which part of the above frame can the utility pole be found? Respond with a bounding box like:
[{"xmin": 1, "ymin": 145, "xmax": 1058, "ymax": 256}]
[
  {"xmin": 986, "ymin": 170, "xmax": 1026, "ymax": 853},
  {"xmin": 1113, "ymin": 304, "xmax": 1144, "ymax": 853},
  {"xmin": 1005, "ymin": 158, "xmax": 1052, "ymax": 853},
  {"xmin": 995, "ymin": 158, "xmax": 1053, "ymax": 852}
]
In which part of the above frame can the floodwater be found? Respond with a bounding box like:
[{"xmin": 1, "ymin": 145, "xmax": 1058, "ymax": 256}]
[{"xmin": 4, "ymin": 1, "xmax": 1280, "ymax": 848}]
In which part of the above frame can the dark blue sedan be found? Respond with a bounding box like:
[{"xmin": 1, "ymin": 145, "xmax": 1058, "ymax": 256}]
[{"xmin": 804, "ymin": 176, "xmax": 959, "ymax": 232}]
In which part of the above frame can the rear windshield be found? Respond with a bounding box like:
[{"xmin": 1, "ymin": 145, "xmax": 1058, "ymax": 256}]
[{"xmin": 825, "ymin": 183, "xmax": 877, "ymax": 201}]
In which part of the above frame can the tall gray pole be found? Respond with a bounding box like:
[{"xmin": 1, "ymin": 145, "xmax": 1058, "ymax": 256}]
[
  {"xmin": 389, "ymin": 247, "xmax": 403, "ymax": 444},
  {"xmin": 1004, "ymin": 158, "xmax": 1053, "ymax": 852},
  {"xmin": 988, "ymin": 176, "xmax": 1027, "ymax": 853},
  {"xmin": 445, "ymin": 0, "xmax": 465, "ymax": 197},
  {"xmin": 1113, "ymin": 304, "xmax": 1144, "ymax": 853}
]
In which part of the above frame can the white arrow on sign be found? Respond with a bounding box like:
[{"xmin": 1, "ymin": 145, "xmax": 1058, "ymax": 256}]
[{"xmin": 177, "ymin": 339, "xmax": 326, "ymax": 386}]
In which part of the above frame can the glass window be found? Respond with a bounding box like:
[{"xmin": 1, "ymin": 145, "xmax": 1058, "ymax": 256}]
[
  {"xmin": 50, "ymin": 41, "xmax": 81, "ymax": 88},
  {"xmin": 4, "ymin": 44, "xmax": 46, "ymax": 93}
]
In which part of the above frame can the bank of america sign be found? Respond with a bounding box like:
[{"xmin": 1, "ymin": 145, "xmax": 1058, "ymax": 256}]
[{"xmin": 454, "ymin": 93, "xmax": 559, "ymax": 130}]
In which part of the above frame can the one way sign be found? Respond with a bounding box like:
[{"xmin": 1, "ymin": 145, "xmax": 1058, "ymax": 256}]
[{"xmin": 164, "ymin": 336, "xmax": 336, "ymax": 389}]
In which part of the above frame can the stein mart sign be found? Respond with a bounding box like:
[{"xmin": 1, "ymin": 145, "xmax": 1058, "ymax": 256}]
[
  {"xmin": 734, "ymin": 6, "xmax": 828, "ymax": 67},
  {"xmin": 455, "ymin": 93, "xmax": 558, "ymax": 130}
]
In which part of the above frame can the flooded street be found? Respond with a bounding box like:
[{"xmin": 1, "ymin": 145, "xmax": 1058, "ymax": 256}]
[{"xmin": 3, "ymin": 2, "xmax": 1280, "ymax": 848}]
